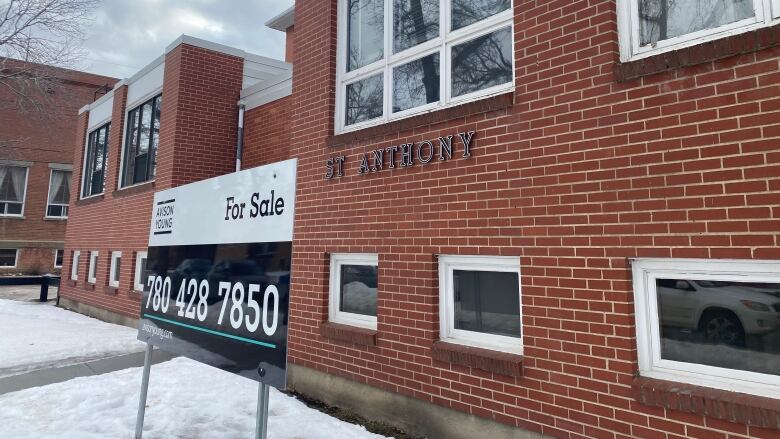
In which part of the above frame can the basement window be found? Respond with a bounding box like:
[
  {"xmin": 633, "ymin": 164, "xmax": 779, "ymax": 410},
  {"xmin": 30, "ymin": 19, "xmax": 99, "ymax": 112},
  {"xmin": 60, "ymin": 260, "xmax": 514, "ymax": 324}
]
[
  {"xmin": 120, "ymin": 95, "xmax": 161, "ymax": 188},
  {"xmin": 329, "ymin": 253, "xmax": 379, "ymax": 329},
  {"xmin": 439, "ymin": 255, "xmax": 522, "ymax": 354},
  {"xmin": 336, "ymin": 0, "xmax": 514, "ymax": 133},
  {"xmin": 88, "ymin": 251, "xmax": 99, "ymax": 284},
  {"xmin": 109, "ymin": 251, "xmax": 122, "ymax": 288},
  {"xmin": 71, "ymin": 251, "xmax": 80, "ymax": 280},
  {"xmin": 0, "ymin": 249, "xmax": 18, "ymax": 267},
  {"xmin": 632, "ymin": 258, "xmax": 780, "ymax": 399},
  {"xmin": 618, "ymin": 0, "xmax": 780, "ymax": 61},
  {"xmin": 54, "ymin": 249, "xmax": 64, "ymax": 268},
  {"xmin": 134, "ymin": 251, "xmax": 147, "ymax": 292}
]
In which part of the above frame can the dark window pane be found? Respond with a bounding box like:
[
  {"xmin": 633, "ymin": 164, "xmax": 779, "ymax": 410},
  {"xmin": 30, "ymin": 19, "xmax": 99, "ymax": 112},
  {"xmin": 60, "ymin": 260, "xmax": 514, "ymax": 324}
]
[
  {"xmin": 113, "ymin": 258, "xmax": 121, "ymax": 282},
  {"xmin": 82, "ymin": 131, "xmax": 96, "ymax": 197},
  {"xmin": 0, "ymin": 249, "xmax": 16, "ymax": 267},
  {"xmin": 452, "ymin": 0, "xmax": 510, "ymax": 30},
  {"xmin": 451, "ymin": 27, "xmax": 512, "ymax": 97},
  {"xmin": 393, "ymin": 0, "xmax": 439, "ymax": 53},
  {"xmin": 6, "ymin": 203, "xmax": 22, "ymax": 215},
  {"xmin": 47, "ymin": 205, "xmax": 65, "ymax": 217},
  {"xmin": 138, "ymin": 102, "xmax": 152, "ymax": 155},
  {"xmin": 91, "ymin": 170, "xmax": 103, "ymax": 196},
  {"xmin": 123, "ymin": 108, "xmax": 140, "ymax": 186},
  {"xmin": 133, "ymin": 153, "xmax": 149, "ymax": 185},
  {"xmin": 150, "ymin": 96, "xmax": 162, "ymax": 179},
  {"xmin": 122, "ymin": 95, "xmax": 160, "ymax": 186},
  {"xmin": 346, "ymin": 74, "xmax": 383, "ymax": 126},
  {"xmin": 348, "ymin": 0, "xmax": 384, "ymax": 71},
  {"xmin": 55, "ymin": 250, "xmax": 63, "ymax": 267},
  {"xmin": 393, "ymin": 52, "xmax": 440, "ymax": 112},
  {"xmin": 453, "ymin": 269, "xmax": 520, "ymax": 337},
  {"xmin": 339, "ymin": 264, "xmax": 378, "ymax": 316},
  {"xmin": 656, "ymin": 278, "xmax": 780, "ymax": 376},
  {"xmin": 639, "ymin": 0, "xmax": 754, "ymax": 46}
]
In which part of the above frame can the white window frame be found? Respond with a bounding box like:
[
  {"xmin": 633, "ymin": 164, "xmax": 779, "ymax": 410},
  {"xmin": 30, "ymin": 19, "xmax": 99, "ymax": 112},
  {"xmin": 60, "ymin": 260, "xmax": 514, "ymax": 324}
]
[
  {"xmin": 0, "ymin": 248, "xmax": 19, "ymax": 268},
  {"xmin": 117, "ymin": 91, "xmax": 161, "ymax": 190},
  {"xmin": 54, "ymin": 249, "xmax": 63, "ymax": 268},
  {"xmin": 329, "ymin": 253, "xmax": 379, "ymax": 329},
  {"xmin": 87, "ymin": 251, "xmax": 99, "ymax": 284},
  {"xmin": 438, "ymin": 254, "xmax": 523, "ymax": 355},
  {"xmin": 0, "ymin": 165, "xmax": 29, "ymax": 217},
  {"xmin": 71, "ymin": 250, "xmax": 80, "ymax": 280},
  {"xmin": 618, "ymin": 0, "xmax": 780, "ymax": 62},
  {"xmin": 632, "ymin": 258, "xmax": 780, "ymax": 399},
  {"xmin": 109, "ymin": 251, "xmax": 122, "ymax": 288},
  {"xmin": 45, "ymin": 168, "xmax": 70, "ymax": 219},
  {"xmin": 134, "ymin": 251, "xmax": 148, "ymax": 292},
  {"xmin": 335, "ymin": 0, "xmax": 515, "ymax": 134}
]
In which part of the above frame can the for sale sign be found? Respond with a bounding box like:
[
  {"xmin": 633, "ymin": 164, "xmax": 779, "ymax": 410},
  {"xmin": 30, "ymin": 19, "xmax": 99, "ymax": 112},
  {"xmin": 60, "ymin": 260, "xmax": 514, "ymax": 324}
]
[{"xmin": 137, "ymin": 159, "xmax": 296, "ymax": 389}]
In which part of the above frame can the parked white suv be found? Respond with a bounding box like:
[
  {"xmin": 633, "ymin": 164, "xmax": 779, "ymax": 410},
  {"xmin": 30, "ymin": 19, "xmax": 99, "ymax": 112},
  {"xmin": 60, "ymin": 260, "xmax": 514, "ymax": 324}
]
[{"xmin": 656, "ymin": 279, "xmax": 780, "ymax": 347}]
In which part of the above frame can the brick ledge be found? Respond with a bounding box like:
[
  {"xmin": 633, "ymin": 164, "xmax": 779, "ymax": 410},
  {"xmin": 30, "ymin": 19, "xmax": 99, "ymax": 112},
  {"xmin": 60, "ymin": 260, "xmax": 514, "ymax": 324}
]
[
  {"xmin": 633, "ymin": 376, "xmax": 780, "ymax": 429},
  {"xmin": 320, "ymin": 321, "xmax": 377, "ymax": 347},
  {"xmin": 113, "ymin": 181, "xmax": 155, "ymax": 198},
  {"xmin": 431, "ymin": 341, "xmax": 523, "ymax": 377}
]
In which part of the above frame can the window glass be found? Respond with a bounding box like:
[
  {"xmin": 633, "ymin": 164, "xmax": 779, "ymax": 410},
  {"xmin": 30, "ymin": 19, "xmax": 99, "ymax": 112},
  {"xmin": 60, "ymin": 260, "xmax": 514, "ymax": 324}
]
[
  {"xmin": 639, "ymin": 0, "xmax": 755, "ymax": 45},
  {"xmin": 47, "ymin": 170, "xmax": 71, "ymax": 217},
  {"xmin": 88, "ymin": 252, "xmax": 98, "ymax": 282},
  {"xmin": 451, "ymin": 0, "xmax": 511, "ymax": 30},
  {"xmin": 451, "ymin": 26, "xmax": 513, "ymax": 97},
  {"xmin": 453, "ymin": 269, "xmax": 520, "ymax": 337},
  {"xmin": 82, "ymin": 124, "xmax": 109, "ymax": 197},
  {"xmin": 0, "ymin": 249, "xmax": 17, "ymax": 267},
  {"xmin": 339, "ymin": 264, "xmax": 378, "ymax": 316},
  {"xmin": 122, "ymin": 95, "xmax": 161, "ymax": 187},
  {"xmin": 348, "ymin": 0, "xmax": 385, "ymax": 71},
  {"xmin": 0, "ymin": 165, "xmax": 27, "ymax": 215},
  {"xmin": 55, "ymin": 249, "xmax": 64, "ymax": 268},
  {"xmin": 393, "ymin": 52, "xmax": 440, "ymax": 112},
  {"xmin": 393, "ymin": 0, "xmax": 440, "ymax": 53},
  {"xmin": 655, "ymin": 278, "xmax": 780, "ymax": 377},
  {"xmin": 346, "ymin": 73, "xmax": 384, "ymax": 125}
]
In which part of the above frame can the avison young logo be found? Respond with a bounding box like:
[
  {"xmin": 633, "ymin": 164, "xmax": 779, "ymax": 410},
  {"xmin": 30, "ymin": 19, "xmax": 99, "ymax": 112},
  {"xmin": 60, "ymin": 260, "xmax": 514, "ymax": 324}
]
[{"xmin": 153, "ymin": 199, "xmax": 176, "ymax": 235}]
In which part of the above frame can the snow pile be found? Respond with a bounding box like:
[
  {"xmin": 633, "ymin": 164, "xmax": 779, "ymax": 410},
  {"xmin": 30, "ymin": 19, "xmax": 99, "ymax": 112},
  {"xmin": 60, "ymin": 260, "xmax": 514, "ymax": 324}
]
[
  {"xmin": 0, "ymin": 357, "xmax": 390, "ymax": 439},
  {"xmin": 0, "ymin": 299, "xmax": 145, "ymax": 377}
]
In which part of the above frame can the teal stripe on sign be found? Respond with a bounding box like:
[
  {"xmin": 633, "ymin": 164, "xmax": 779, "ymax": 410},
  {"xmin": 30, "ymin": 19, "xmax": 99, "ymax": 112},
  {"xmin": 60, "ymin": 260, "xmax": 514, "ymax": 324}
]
[{"xmin": 142, "ymin": 313, "xmax": 276, "ymax": 349}]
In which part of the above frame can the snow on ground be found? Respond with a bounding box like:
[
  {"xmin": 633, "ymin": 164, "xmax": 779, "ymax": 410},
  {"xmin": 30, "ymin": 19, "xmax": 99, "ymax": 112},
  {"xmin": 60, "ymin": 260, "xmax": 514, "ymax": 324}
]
[
  {"xmin": 0, "ymin": 299, "xmax": 145, "ymax": 377},
  {"xmin": 0, "ymin": 357, "xmax": 390, "ymax": 439}
]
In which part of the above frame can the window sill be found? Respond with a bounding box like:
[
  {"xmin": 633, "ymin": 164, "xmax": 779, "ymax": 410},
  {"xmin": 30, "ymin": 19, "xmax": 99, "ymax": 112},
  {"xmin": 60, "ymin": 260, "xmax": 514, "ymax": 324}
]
[
  {"xmin": 615, "ymin": 23, "xmax": 780, "ymax": 82},
  {"xmin": 0, "ymin": 215, "xmax": 25, "ymax": 220},
  {"xmin": 43, "ymin": 217, "xmax": 68, "ymax": 221},
  {"xmin": 114, "ymin": 181, "xmax": 155, "ymax": 198},
  {"xmin": 86, "ymin": 282, "xmax": 96, "ymax": 291},
  {"xmin": 76, "ymin": 195, "xmax": 104, "ymax": 206},
  {"xmin": 431, "ymin": 341, "xmax": 523, "ymax": 377},
  {"xmin": 320, "ymin": 321, "xmax": 377, "ymax": 347},
  {"xmin": 633, "ymin": 376, "xmax": 780, "ymax": 429},
  {"xmin": 327, "ymin": 91, "xmax": 514, "ymax": 148}
]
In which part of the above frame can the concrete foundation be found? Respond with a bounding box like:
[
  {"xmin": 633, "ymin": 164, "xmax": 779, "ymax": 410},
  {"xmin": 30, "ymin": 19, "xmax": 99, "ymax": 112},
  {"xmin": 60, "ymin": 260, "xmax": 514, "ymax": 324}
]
[{"xmin": 58, "ymin": 297, "xmax": 139, "ymax": 329}]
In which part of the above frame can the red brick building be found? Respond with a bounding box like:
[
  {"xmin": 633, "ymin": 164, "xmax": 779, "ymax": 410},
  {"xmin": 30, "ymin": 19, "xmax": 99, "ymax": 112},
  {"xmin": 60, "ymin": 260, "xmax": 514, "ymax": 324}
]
[
  {"xmin": 0, "ymin": 59, "xmax": 116, "ymax": 274},
  {"xmin": 62, "ymin": 1, "xmax": 780, "ymax": 438}
]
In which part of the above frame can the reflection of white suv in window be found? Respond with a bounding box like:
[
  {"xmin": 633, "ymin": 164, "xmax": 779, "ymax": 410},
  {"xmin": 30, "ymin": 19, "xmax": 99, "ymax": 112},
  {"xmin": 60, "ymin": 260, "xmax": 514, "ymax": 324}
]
[{"xmin": 657, "ymin": 279, "xmax": 780, "ymax": 347}]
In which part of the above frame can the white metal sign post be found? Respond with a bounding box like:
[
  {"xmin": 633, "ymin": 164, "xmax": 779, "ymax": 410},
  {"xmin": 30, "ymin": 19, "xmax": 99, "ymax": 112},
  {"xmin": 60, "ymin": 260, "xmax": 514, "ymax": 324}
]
[{"xmin": 133, "ymin": 159, "xmax": 297, "ymax": 439}]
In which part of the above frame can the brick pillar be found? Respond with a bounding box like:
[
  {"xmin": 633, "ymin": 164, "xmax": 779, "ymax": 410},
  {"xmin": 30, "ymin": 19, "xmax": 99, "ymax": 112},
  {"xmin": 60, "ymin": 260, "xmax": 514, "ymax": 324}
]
[{"xmin": 104, "ymin": 84, "xmax": 128, "ymax": 193}]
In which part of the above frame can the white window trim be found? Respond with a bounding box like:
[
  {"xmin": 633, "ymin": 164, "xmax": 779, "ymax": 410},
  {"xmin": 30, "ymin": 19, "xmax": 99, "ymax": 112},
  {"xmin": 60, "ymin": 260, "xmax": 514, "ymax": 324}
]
[
  {"xmin": 54, "ymin": 249, "xmax": 63, "ymax": 268},
  {"xmin": 0, "ymin": 248, "xmax": 19, "ymax": 268},
  {"xmin": 117, "ymin": 91, "xmax": 161, "ymax": 190},
  {"xmin": 632, "ymin": 258, "xmax": 780, "ymax": 399},
  {"xmin": 109, "ymin": 251, "xmax": 122, "ymax": 288},
  {"xmin": 80, "ymin": 123, "xmax": 110, "ymax": 200},
  {"xmin": 87, "ymin": 251, "xmax": 99, "ymax": 284},
  {"xmin": 438, "ymin": 254, "xmax": 523, "ymax": 355},
  {"xmin": 329, "ymin": 253, "xmax": 379, "ymax": 329},
  {"xmin": 334, "ymin": 0, "xmax": 515, "ymax": 134},
  {"xmin": 71, "ymin": 251, "xmax": 80, "ymax": 280},
  {"xmin": 618, "ymin": 0, "xmax": 780, "ymax": 62},
  {"xmin": 45, "ymin": 168, "xmax": 70, "ymax": 219},
  {"xmin": 0, "ymin": 165, "xmax": 29, "ymax": 218},
  {"xmin": 134, "ymin": 251, "xmax": 148, "ymax": 292}
]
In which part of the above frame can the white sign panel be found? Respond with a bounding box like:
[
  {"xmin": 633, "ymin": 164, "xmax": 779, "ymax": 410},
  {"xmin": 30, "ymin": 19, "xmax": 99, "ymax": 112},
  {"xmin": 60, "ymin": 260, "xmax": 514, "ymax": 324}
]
[{"xmin": 148, "ymin": 159, "xmax": 297, "ymax": 247}]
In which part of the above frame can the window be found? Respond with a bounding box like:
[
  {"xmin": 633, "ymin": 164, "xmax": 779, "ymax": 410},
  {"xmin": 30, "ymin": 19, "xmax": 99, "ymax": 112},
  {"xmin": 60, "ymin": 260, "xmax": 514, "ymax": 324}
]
[
  {"xmin": 632, "ymin": 258, "xmax": 780, "ymax": 399},
  {"xmin": 439, "ymin": 255, "xmax": 522, "ymax": 354},
  {"xmin": 121, "ymin": 95, "xmax": 161, "ymax": 188},
  {"xmin": 109, "ymin": 251, "xmax": 121, "ymax": 288},
  {"xmin": 329, "ymin": 253, "xmax": 379, "ymax": 328},
  {"xmin": 0, "ymin": 165, "xmax": 28, "ymax": 216},
  {"xmin": 0, "ymin": 249, "xmax": 18, "ymax": 267},
  {"xmin": 619, "ymin": 0, "xmax": 780, "ymax": 61},
  {"xmin": 46, "ymin": 169, "xmax": 71, "ymax": 218},
  {"xmin": 82, "ymin": 123, "xmax": 109, "ymax": 198},
  {"xmin": 71, "ymin": 250, "xmax": 80, "ymax": 280},
  {"xmin": 134, "ymin": 251, "xmax": 147, "ymax": 291},
  {"xmin": 54, "ymin": 249, "xmax": 64, "ymax": 268},
  {"xmin": 87, "ymin": 251, "xmax": 98, "ymax": 284},
  {"xmin": 336, "ymin": 0, "xmax": 514, "ymax": 132}
]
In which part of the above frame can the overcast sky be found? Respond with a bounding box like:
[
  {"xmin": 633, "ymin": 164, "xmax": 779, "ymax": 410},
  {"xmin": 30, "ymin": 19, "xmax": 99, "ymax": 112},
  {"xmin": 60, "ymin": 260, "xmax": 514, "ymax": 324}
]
[{"xmin": 79, "ymin": 0, "xmax": 293, "ymax": 79}]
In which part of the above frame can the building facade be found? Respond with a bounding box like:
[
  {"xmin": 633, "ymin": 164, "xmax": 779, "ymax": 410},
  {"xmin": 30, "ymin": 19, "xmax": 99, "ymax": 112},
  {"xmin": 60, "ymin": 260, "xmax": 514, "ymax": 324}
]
[
  {"xmin": 0, "ymin": 60, "xmax": 116, "ymax": 274},
  {"xmin": 62, "ymin": 1, "xmax": 780, "ymax": 438}
]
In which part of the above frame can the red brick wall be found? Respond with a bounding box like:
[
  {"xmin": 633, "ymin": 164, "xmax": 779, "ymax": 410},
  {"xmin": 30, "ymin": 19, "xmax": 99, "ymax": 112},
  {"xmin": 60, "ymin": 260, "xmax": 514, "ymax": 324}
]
[
  {"xmin": 0, "ymin": 62, "xmax": 116, "ymax": 274},
  {"xmin": 242, "ymin": 95, "xmax": 292, "ymax": 169},
  {"xmin": 285, "ymin": 26, "xmax": 295, "ymax": 63},
  {"xmin": 286, "ymin": 1, "xmax": 780, "ymax": 438}
]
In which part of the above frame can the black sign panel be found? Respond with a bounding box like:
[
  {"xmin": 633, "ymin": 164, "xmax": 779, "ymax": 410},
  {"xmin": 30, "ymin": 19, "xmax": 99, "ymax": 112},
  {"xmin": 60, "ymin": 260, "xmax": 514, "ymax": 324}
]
[{"xmin": 138, "ymin": 242, "xmax": 291, "ymax": 388}]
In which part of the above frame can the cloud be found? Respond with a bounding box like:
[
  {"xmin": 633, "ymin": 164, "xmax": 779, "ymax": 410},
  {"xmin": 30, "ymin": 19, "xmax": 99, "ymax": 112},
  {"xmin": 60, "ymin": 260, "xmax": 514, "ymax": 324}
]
[{"xmin": 79, "ymin": 0, "xmax": 292, "ymax": 78}]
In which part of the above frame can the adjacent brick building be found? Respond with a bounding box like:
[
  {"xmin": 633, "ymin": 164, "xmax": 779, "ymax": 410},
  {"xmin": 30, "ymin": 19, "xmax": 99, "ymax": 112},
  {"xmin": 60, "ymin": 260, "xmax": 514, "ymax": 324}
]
[
  {"xmin": 62, "ymin": 2, "xmax": 780, "ymax": 439},
  {"xmin": 0, "ymin": 59, "xmax": 116, "ymax": 274}
]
